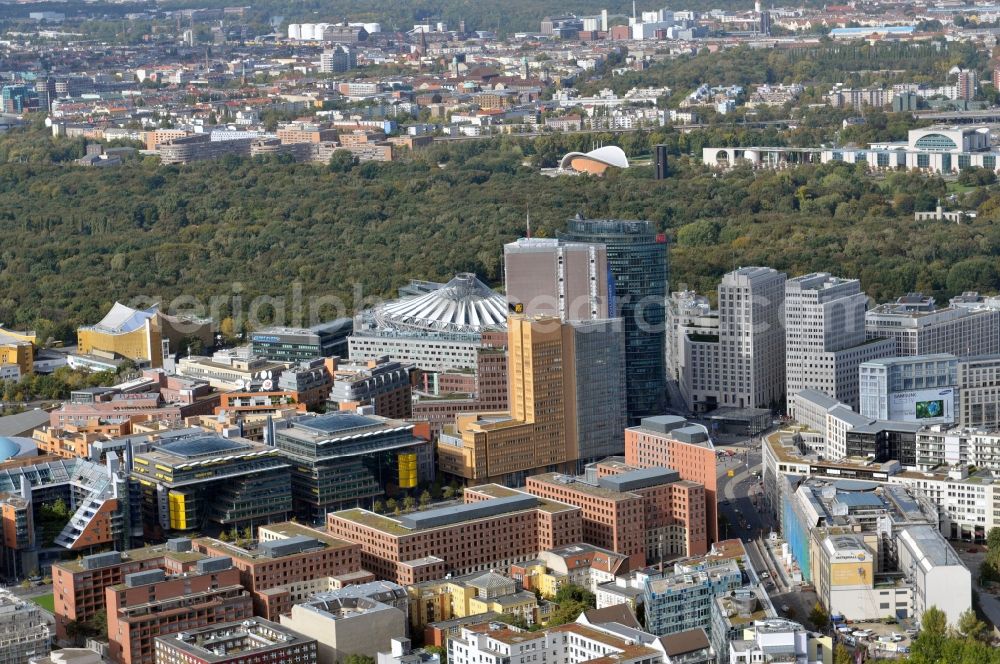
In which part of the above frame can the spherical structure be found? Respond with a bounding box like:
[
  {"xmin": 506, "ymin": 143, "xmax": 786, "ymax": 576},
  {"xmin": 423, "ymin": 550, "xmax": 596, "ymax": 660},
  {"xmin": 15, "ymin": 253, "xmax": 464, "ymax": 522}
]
[{"xmin": 0, "ymin": 436, "xmax": 37, "ymax": 462}]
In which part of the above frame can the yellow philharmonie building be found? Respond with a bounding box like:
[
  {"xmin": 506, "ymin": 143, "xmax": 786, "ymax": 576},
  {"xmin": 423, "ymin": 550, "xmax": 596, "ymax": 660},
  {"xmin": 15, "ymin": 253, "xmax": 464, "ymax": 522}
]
[{"xmin": 77, "ymin": 302, "xmax": 212, "ymax": 369}]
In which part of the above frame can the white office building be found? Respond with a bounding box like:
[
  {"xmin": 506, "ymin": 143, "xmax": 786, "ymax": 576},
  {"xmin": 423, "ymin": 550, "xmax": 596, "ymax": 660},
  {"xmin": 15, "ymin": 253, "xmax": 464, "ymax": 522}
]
[
  {"xmin": 785, "ymin": 273, "xmax": 894, "ymax": 410},
  {"xmin": 729, "ymin": 619, "xmax": 832, "ymax": 664},
  {"xmin": 859, "ymin": 355, "xmax": 958, "ymax": 424},
  {"xmin": 897, "ymin": 524, "xmax": 972, "ymax": 626},
  {"xmin": 865, "ymin": 293, "xmax": 1000, "ymax": 357},
  {"xmin": 666, "ymin": 291, "xmax": 720, "ymax": 413},
  {"xmin": 449, "ymin": 619, "xmax": 667, "ymax": 664},
  {"xmin": 718, "ymin": 267, "xmax": 787, "ymax": 410},
  {"xmin": 704, "ymin": 126, "xmax": 1000, "ymax": 175},
  {"xmin": 957, "ymin": 354, "xmax": 1000, "ymax": 429}
]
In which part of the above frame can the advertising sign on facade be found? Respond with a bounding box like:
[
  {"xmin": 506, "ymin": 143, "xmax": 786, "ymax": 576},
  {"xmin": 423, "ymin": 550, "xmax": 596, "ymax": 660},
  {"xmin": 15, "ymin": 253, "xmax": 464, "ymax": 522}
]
[{"xmin": 888, "ymin": 388, "xmax": 954, "ymax": 423}]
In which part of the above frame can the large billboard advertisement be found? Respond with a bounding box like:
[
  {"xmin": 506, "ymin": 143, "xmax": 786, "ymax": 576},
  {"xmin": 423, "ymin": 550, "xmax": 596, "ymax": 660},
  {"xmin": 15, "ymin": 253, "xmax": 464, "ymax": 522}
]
[{"xmin": 888, "ymin": 387, "xmax": 955, "ymax": 424}]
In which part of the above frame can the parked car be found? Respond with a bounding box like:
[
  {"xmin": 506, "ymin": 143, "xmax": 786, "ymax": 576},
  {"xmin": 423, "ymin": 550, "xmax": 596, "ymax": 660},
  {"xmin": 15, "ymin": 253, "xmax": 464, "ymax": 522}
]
[
  {"xmin": 852, "ymin": 630, "xmax": 872, "ymax": 638},
  {"xmin": 889, "ymin": 633, "xmax": 904, "ymax": 642},
  {"xmin": 837, "ymin": 626, "xmax": 853, "ymax": 634}
]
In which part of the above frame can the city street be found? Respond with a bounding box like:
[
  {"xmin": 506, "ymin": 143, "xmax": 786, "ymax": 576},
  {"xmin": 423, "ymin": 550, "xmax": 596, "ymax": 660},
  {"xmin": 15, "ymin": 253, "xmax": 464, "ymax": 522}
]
[{"xmin": 714, "ymin": 435, "xmax": 770, "ymax": 541}]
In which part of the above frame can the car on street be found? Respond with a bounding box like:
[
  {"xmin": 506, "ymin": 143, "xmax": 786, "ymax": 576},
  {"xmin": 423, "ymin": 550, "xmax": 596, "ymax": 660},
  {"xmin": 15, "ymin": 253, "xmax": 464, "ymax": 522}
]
[
  {"xmin": 852, "ymin": 630, "xmax": 872, "ymax": 639},
  {"xmin": 837, "ymin": 626, "xmax": 852, "ymax": 634}
]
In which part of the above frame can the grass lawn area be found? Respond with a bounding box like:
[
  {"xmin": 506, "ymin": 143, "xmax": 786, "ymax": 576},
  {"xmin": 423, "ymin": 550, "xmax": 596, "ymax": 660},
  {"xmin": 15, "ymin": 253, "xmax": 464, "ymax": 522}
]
[
  {"xmin": 946, "ymin": 181, "xmax": 976, "ymax": 194},
  {"xmin": 31, "ymin": 593, "xmax": 54, "ymax": 612}
]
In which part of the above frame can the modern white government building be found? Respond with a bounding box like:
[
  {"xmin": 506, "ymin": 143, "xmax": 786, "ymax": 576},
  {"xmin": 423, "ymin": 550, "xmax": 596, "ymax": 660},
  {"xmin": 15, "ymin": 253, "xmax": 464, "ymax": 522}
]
[{"xmin": 703, "ymin": 125, "xmax": 1000, "ymax": 174}]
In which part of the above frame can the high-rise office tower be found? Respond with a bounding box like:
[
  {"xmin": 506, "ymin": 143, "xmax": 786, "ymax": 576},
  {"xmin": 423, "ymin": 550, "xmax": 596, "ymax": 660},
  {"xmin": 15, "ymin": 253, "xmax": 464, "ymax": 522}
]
[
  {"xmin": 438, "ymin": 314, "xmax": 626, "ymax": 484},
  {"xmin": 504, "ymin": 238, "xmax": 610, "ymax": 320},
  {"xmin": 718, "ymin": 267, "xmax": 786, "ymax": 410},
  {"xmin": 560, "ymin": 215, "xmax": 668, "ymax": 423},
  {"xmin": 785, "ymin": 273, "xmax": 895, "ymax": 410}
]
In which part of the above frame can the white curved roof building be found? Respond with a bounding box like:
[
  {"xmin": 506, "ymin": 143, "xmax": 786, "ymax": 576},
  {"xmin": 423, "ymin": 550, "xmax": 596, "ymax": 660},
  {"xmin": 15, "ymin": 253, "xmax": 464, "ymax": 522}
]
[
  {"xmin": 371, "ymin": 273, "xmax": 507, "ymax": 334},
  {"xmin": 559, "ymin": 145, "xmax": 630, "ymax": 174},
  {"xmin": 350, "ymin": 274, "xmax": 507, "ymax": 371}
]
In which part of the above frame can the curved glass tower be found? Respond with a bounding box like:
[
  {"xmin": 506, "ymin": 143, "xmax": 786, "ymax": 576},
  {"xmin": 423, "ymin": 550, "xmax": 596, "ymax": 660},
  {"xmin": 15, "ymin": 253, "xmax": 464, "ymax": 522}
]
[{"xmin": 560, "ymin": 215, "xmax": 668, "ymax": 423}]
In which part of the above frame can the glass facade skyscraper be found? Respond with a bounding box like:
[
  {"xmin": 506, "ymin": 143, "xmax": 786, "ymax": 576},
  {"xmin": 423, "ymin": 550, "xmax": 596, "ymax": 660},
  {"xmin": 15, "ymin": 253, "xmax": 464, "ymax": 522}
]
[{"xmin": 560, "ymin": 216, "xmax": 668, "ymax": 423}]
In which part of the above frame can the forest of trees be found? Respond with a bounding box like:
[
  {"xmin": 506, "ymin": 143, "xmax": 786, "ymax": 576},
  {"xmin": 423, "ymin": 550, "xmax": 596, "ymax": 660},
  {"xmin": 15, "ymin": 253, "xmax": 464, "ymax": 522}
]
[
  {"xmin": 0, "ymin": 124, "xmax": 997, "ymax": 342},
  {"xmin": 584, "ymin": 41, "xmax": 987, "ymax": 100}
]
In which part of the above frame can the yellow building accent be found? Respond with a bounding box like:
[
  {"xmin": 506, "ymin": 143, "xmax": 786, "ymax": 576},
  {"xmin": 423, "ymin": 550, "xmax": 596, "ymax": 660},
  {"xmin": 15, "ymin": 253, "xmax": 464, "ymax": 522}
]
[
  {"xmin": 829, "ymin": 559, "xmax": 874, "ymax": 587},
  {"xmin": 77, "ymin": 325, "xmax": 159, "ymax": 367},
  {"xmin": 398, "ymin": 453, "xmax": 418, "ymax": 488},
  {"xmin": 0, "ymin": 327, "xmax": 35, "ymax": 375},
  {"xmin": 168, "ymin": 491, "xmax": 190, "ymax": 530},
  {"xmin": 76, "ymin": 302, "xmax": 213, "ymax": 369}
]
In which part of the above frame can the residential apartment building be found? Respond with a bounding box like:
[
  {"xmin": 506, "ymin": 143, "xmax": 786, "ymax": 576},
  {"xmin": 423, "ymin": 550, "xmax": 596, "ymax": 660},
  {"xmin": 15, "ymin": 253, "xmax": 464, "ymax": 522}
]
[
  {"xmin": 274, "ymin": 358, "xmax": 336, "ymax": 409},
  {"xmin": 525, "ymin": 460, "xmax": 708, "ymax": 565},
  {"xmin": 407, "ymin": 570, "xmax": 551, "ymax": 638},
  {"xmin": 709, "ymin": 587, "xmax": 783, "ymax": 663},
  {"xmin": 326, "ymin": 485, "xmax": 582, "ymax": 584},
  {"xmin": 156, "ymin": 133, "xmax": 253, "ymax": 164},
  {"xmin": 624, "ymin": 416, "xmax": 718, "ymax": 543},
  {"xmin": 727, "ymin": 619, "xmax": 833, "ymax": 664},
  {"xmin": 560, "ymin": 216, "xmax": 668, "ymax": 423},
  {"xmin": 52, "ymin": 541, "xmax": 213, "ymax": 640},
  {"xmin": 154, "ymin": 618, "xmax": 317, "ymax": 664},
  {"xmin": 914, "ymin": 425, "xmax": 1000, "ymax": 472},
  {"xmin": 865, "ymin": 294, "xmax": 1000, "ymax": 357},
  {"xmin": 511, "ymin": 544, "xmax": 630, "ymax": 597},
  {"xmin": 106, "ymin": 557, "xmax": 253, "ymax": 664},
  {"xmin": 503, "ymin": 238, "xmax": 610, "ymax": 321},
  {"xmin": 0, "ymin": 587, "xmax": 50, "ymax": 663},
  {"xmin": 320, "ymin": 46, "xmax": 357, "ymax": 73},
  {"xmin": 192, "ymin": 522, "xmax": 363, "ymax": 619},
  {"xmin": 718, "ymin": 267, "xmax": 786, "ymax": 410},
  {"xmin": 784, "ymin": 273, "xmax": 894, "ymax": 410},
  {"xmin": 449, "ymin": 620, "xmax": 667, "ymax": 664},
  {"xmin": 643, "ymin": 553, "xmax": 745, "ymax": 636},
  {"xmin": 276, "ymin": 123, "xmax": 339, "ymax": 145}
]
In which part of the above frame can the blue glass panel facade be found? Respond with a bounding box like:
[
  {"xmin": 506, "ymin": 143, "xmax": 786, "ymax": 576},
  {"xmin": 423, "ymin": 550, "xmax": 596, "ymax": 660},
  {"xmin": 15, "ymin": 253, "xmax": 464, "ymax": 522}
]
[{"xmin": 561, "ymin": 217, "xmax": 668, "ymax": 423}]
